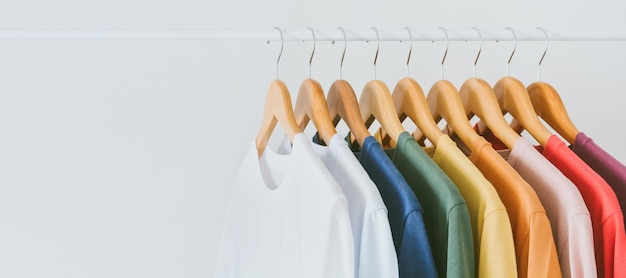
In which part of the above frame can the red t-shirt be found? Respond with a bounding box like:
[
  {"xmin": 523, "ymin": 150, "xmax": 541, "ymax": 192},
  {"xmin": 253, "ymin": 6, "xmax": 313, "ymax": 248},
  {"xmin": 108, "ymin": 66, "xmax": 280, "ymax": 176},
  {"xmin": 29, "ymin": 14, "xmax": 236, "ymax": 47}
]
[{"xmin": 540, "ymin": 135, "xmax": 626, "ymax": 278}]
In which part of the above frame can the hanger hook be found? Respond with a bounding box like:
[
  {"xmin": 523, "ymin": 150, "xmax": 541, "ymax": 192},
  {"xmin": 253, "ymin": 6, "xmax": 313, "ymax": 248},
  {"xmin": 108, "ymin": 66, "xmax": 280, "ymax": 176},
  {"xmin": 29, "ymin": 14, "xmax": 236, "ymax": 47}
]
[
  {"xmin": 471, "ymin": 27, "xmax": 482, "ymax": 78},
  {"xmin": 438, "ymin": 27, "xmax": 449, "ymax": 80},
  {"xmin": 307, "ymin": 27, "xmax": 316, "ymax": 79},
  {"xmin": 338, "ymin": 27, "xmax": 347, "ymax": 80},
  {"xmin": 537, "ymin": 27, "xmax": 549, "ymax": 81},
  {"xmin": 505, "ymin": 27, "xmax": 517, "ymax": 76},
  {"xmin": 371, "ymin": 27, "xmax": 380, "ymax": 80},
  {"xmin": 405, "ymin": 27, "xmax": 413, "ymax": 77},
  {"xmin": 273, "ymin": 27, "xmax": 284, "ymax": 80}
]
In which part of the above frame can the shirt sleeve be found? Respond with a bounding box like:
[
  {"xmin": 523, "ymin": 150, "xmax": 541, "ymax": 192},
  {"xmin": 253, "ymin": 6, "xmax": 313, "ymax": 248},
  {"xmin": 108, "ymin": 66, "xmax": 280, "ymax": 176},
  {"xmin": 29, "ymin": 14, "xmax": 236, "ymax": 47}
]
[
  {"xmin": 565, "ymin": 213, "xmax": 597, "ymax": 277},
  {"xmin": 322, "ymin": 199, "xmax": 355, "ymax": 278},
  {"xmin": 447, "ymin": 204, "xmax": 475, "ymax": 278},
  {"xmin": 526, "ymin": 212, "xmax": 562, "ymax": 277},
  {"xmin": 359, "ymin": 208, "xmax": 399, "ymax": 278},
  {"xmin": 399, "ymin": 210, "xmax": 437, "ymax": 278},
  {"xmin": 479, "ymin": 209, "xmax": 518, "ymax": 277},
  {"xmin": 603, "ymin": 212, "xmax": 626, "ymax": 278}
]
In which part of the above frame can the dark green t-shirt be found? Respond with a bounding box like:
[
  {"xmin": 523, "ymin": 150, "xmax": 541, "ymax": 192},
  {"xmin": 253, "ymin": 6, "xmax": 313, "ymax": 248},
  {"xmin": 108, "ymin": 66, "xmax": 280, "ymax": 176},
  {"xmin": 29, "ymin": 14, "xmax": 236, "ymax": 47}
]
[{"xmin": 384, "ymin": 132, "xmax": 474, "ymax": 278}]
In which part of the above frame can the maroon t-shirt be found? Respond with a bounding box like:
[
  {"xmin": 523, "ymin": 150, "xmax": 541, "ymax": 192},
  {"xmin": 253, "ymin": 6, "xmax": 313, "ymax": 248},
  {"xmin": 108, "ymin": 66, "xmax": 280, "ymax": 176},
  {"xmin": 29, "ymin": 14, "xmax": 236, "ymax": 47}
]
[{"xmin": 572, "ymin": 132, "xmax": 626, "ymax": 230}]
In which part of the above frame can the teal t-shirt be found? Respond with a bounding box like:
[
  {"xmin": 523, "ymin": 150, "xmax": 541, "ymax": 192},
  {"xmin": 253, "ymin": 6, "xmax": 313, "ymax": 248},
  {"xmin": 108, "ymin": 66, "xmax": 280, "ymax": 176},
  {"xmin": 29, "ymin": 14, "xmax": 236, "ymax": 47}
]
[{"xmin": 384, "ymin": 132, "xmax": 474, "ymax": 278}]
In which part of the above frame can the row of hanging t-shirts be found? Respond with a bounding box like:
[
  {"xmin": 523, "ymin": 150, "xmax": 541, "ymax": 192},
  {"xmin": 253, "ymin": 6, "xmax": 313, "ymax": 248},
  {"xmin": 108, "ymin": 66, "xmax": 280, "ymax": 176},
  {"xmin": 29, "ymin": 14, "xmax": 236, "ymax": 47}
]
[{"xmin": 214, "ymin": 37, "xmax": 626, "ymax": 277}]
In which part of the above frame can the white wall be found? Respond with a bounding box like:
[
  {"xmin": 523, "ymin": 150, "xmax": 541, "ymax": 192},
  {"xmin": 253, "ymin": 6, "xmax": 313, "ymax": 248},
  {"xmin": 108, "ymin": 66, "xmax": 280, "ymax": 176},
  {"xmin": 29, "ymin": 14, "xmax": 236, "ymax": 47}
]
[{"xmin": 0, "ymin": 0, "xmax": 625, "ymax": 277}]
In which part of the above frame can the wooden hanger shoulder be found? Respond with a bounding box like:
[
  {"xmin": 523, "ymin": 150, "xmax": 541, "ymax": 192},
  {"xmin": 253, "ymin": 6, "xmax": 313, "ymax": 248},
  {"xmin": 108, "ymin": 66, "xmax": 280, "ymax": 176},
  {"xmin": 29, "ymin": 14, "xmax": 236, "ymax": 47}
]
[
  {"xmin": 327, "ymin": 79, "xmax": 370, "ymax": 147},
  {"xmin": 294, "ymin": 78, "xmax": 337, "ymax": 145},
  {"xmin": 255, "ymin": 80, "xmax": 302, "ymax": 157},
  {"xmin": 426, "ymin": 80, "xmax": 481, "ymax": 148},
  {"xmin": 360, "ymin": 80, "xmax": 405, "ymax": 145},
  {"xmin": 392, "ymin": 77, "xmax": 442, "ymax": 144},
  {"xmin": 494, "ymin": 77, "xmax": 552, "ymax": 147},
  {"xmin": 459, "ymin": 78, "xmax": 519, "ymax": 149},
  {"xmin": 527, "ymin": 81, "xmax": 579, "ymax": 144}
]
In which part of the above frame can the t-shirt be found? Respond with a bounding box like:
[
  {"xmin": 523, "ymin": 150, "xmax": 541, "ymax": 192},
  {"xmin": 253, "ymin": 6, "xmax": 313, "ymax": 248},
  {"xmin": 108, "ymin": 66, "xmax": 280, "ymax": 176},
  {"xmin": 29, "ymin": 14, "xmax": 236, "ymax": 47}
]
[
  {"xmin": 453, "ymin": 135, "xmax": 562, "ymax": 278},
  {"xmin": 423, "ymin": 134, "xmax": 517, "ymax": 278},
  {"xmin": 347, "ymin": 135, "xmax": 437, "ymax": 278},
  {"xmin": 214, "ymin": 133, "xmax": 354, "ymax": 278},
  {"xmin": 380, "ymin": 132, "xmax": 474, "ymax": 278},
  {"xmin": 278, "ymin": 134, "xmax": 398, "ymax": 278},
  {"xmin": 540, "ymin": 135, "xmax": 626, "ymax": 278},
  {"xmin": 573, "ymin": 132, "xmax": 626, "ymax": 229},
  {"xmin": 488, "ymin": 134, "xmax": 597, "ymax": 278}
]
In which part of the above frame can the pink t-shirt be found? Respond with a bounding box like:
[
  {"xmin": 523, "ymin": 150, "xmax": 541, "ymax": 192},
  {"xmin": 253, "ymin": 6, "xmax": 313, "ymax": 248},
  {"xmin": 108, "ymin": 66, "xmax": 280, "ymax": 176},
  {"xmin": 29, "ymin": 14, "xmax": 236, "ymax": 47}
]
[{"xmin": 504, "ymin": 137, "xmax": 597, "ymax": 277}]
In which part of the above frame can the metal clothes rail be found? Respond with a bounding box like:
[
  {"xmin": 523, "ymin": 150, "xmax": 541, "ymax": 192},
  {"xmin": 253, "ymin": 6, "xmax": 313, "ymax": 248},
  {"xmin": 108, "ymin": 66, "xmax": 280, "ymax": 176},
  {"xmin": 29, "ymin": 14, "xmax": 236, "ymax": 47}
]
[{"xmin": 0, "ymin": 28, "xmax": 625, "ymax": 42}]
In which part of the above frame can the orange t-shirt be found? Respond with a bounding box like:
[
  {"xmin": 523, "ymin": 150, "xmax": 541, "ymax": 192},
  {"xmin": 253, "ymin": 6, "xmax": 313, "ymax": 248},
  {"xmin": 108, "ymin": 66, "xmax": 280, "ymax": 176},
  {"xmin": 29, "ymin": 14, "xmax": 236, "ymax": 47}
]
[{"xmin": 459, "ymin": 136, "xmax": 562, "ymax": 278}]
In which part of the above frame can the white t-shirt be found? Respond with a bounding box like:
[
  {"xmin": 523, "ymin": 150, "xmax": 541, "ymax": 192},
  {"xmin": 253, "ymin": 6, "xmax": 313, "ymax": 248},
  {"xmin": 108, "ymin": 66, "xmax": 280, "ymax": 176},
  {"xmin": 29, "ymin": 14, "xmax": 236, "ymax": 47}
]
[
  {"xmin": 214, "ymin": 133, "xmax": 355, "ymax": 278},
  {"xmin": 279, "ymin": 133, "xmax": 399, "ymax": 278}
]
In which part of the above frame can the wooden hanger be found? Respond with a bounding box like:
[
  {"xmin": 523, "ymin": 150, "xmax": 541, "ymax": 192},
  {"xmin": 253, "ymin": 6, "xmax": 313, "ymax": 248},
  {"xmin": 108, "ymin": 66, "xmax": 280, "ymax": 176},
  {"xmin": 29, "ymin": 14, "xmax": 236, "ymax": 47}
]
[
  {"xmin": 386, "ymin": 29, "xmax": 443, "ymax": 146},
  {"xmin": 358, "ymin": 28, "xmax": 406, "ymax": 146},
  {"xmin": 524, "ymin": 27, "xmax": 579, "ymax": 145},
  {"xmin": 457, "ymin": 28, "xmax": 520, "ymax": 149},
  {"xmin": 255, "ymin": 28, "xmax": 301, "ymax": 157},
  {"xmin": 423, "ymin": 80, "xmax": 481, "ymax": 149},
  {"xmin": 392, "ymin": 77, "xmax": 443, "ymax": 145},
  {"xmin": 416, "ymin": 27, "xmax": 480, "ymax": 149},
  {"xmin": 327, "ymin": 79, "xmax": 370, "ymax": 147},
  {"xmin": 459, "ymin": 78, "xmax": 520, "ymax": 149},
  {"xmin": 360, "ymin": 80, "xmax": 406, "ymax": 146},
  {"xmin": 527, "ymin": 81, "xmax": 579, "ymax": 144},
  {"xmin": 493, "ymin": 77, "xmax": 552, "ymax": 147},
  {"xmin": 255, "ymin": 80, "xmax": 302, "ymax": 157},
  {"xmin": 324, "ymin": 28, "xmax": 370, "ymax": 147},
  {"xmin": 294, "ymin": 28, "xmax": 337, "ymax": 145},
  {"xmin": 294, "ymin": 78, "xmax": 337, "ymax": 146}
]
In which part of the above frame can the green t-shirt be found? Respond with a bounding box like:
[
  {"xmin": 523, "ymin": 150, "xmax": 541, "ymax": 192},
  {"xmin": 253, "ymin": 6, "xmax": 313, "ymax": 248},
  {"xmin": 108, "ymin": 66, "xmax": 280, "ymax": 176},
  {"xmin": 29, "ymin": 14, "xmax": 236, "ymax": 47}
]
[{"xmin": 385, "ymin": 132, "xmax": 474, "ymax": 278}]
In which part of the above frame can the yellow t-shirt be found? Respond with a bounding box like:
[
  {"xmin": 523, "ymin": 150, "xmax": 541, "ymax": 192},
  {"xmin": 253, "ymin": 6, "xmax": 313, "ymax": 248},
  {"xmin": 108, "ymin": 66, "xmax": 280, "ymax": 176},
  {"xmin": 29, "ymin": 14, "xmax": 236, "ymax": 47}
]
[{"xmin": 424, "ymin": 135, "xmax": 517, "ymax": 278}]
